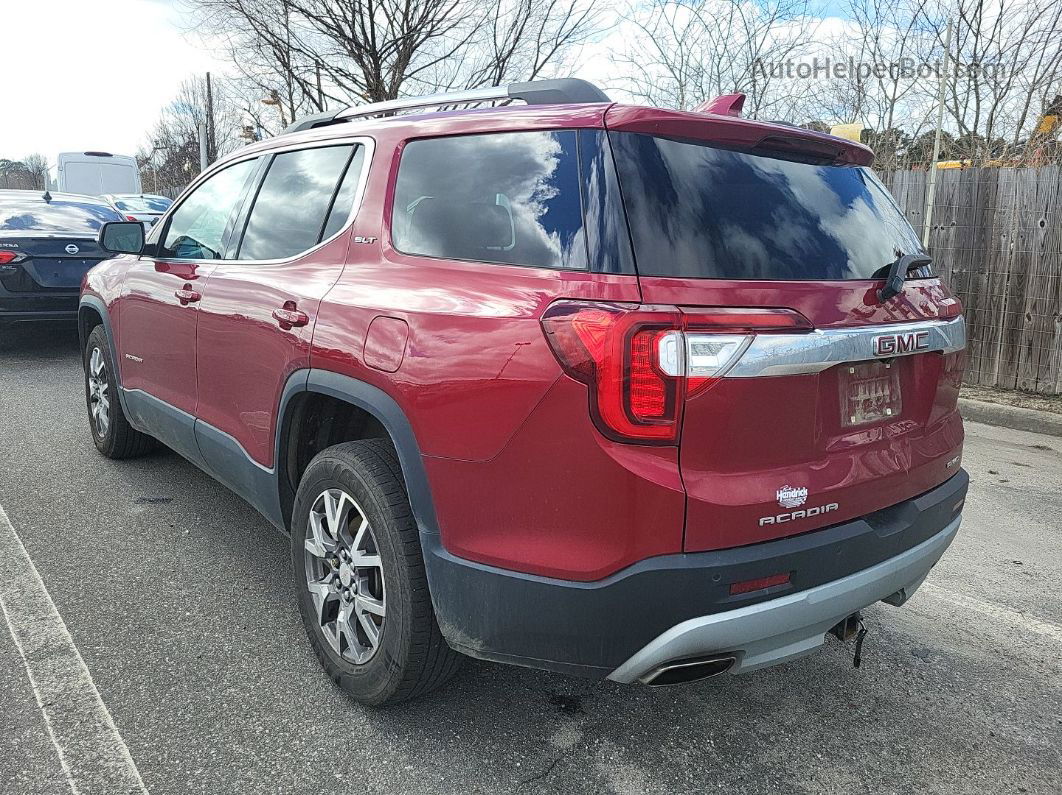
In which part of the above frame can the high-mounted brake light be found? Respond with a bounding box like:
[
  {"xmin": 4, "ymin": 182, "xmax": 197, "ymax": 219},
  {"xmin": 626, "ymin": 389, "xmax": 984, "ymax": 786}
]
[
  {"xmin": 541, "ymin": 302, "xmax": 811, "ymax": 445},
  {"xmin": 695, "ymin": 92, "xmax": 746, "ymax": 117}
]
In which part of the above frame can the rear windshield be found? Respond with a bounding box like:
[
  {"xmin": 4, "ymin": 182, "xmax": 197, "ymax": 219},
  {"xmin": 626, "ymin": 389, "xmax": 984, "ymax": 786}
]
[
  {"xmin": 0, "ymin": 196, "xmax": 122, "ymax": 233},
  {"xmin": 114, "ymin": 196, "xmax": 171, "ymax": 213},
  {"xmin": 609, "ymin": 132, "xmax": 925, "ymax": 280}
]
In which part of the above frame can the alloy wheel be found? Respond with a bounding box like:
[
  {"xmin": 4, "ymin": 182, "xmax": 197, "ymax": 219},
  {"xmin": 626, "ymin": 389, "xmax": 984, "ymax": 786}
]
[
  {"xmin": 303, "ymin": 488, "xmax": 386, "ymax": 664},
  {"xmin": 87, "ymin": 347, "xmax": 111, "ymax": 438}
]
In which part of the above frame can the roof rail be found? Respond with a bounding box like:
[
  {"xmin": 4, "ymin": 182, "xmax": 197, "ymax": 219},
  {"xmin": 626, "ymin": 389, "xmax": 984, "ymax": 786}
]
[{"xmin": 281, "ymin": 78, "xmax": 609, "ymax": 134}]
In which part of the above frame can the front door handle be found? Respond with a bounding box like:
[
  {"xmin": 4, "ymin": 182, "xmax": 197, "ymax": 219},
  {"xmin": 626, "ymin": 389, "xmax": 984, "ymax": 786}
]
[
  {"xmin": 273, "ymin": 302, "xmax": 309, "ymax": 329},
  {"xmin": 175, "ymin": 285, "xmax": 201, "ymax": 304}
]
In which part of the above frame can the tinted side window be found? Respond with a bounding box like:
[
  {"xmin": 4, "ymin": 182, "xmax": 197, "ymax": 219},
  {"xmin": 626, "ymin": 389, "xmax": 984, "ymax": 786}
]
[
  {"xmin": 392, "ymin": 131, "xmax": 586, "ymax": 269},
  {"xmin": 161, "ymin": 159, "xmax": 257, "ymax": 259},
  {"xmin": 578, "ymin": 130, "xmax": 635, "ymax": 275},
  {"xmin": 238, "ymin": 145, "xmax": 355, "ymax": 261},
  {"xmin": 321, "ymin": 147, "xmax": 366, "ymax": 240}
]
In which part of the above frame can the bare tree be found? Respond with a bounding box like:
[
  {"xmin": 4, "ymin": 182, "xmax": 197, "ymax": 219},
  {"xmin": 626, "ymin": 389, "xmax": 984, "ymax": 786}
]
[
  {"xmin": 922, "ymin": 0, "xmax": 1062, "ymax": 163},
  {"xmin": 21, "ymin": 154, "xmax": 50, "ymax": 190},
  {"xmin": 611, "ymin": 0, "xmax": 820, "ymax": 119},
  {"xmin": 188, "ymin": 0, "xmax": 333, "ymax": 129},
  {"xmin": 0, "ymin": 156, "xmax": 49, "ymax": 190},
  {"xmin": 412, "ymin": 0, "xmax": 602, "ymax": 93},
  {"xmin": 806, "ymin": 0, "xmax": 938, "ymax": 169},
  {"xmin": 185, "ymin": 0, "xmax": 603, "ymax": 128},
  {"xmin": 136, "ymin": 75, "xmax": 246, "ymax": 194}
]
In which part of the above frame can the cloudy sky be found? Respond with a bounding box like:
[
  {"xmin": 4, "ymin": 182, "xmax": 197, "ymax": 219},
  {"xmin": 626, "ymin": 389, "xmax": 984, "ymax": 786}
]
[
  {"xmin": 3, "ymin": 0, "xmax": 225, "ymax": 160},
  {"xmin": 3, "ymin": 0, "xmax": 850, "ymax": 163}
]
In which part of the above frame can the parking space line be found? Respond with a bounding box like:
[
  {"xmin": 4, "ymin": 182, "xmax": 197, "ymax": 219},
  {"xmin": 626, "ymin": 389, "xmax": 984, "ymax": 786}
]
[
  {"xmin": 922, "ymin": 582, "xmax": 1062, "ymax": 643},
  {"xmin": 0, "ymin": 504, "xmax": 149, "ymax": 795}
]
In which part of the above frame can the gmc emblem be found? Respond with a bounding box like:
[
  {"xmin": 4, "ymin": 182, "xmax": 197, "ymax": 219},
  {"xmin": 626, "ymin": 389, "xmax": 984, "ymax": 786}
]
[{"xmin": 873, "ymin": 331, "xmax": 930, "ymax": 357}]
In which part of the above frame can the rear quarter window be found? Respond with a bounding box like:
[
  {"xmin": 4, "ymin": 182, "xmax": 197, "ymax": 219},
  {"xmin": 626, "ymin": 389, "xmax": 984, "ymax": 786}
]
[
  {"xmin": 391, "ymin": 131, "xmax": 587, "ymax": 270},
  {"xmin": 609, "ymin": 132, "xmax": 926, "ymax": 281}
]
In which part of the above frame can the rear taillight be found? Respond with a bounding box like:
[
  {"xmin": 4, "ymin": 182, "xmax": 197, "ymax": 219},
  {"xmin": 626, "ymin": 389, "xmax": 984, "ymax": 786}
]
[
  {"xmin": 541, "ymin": 301, "xmax": 811, "ymax": 445},
  {"xmin": 126, "ymin": 215, "xmax": 139, "ymax": 222},
  {"xmin": 541, "ymin": 303, "xmax": 680, "ymax": 443},
  {"xmin": 0, "ymin": 250, "xmax": 25, "ymax": 265}
]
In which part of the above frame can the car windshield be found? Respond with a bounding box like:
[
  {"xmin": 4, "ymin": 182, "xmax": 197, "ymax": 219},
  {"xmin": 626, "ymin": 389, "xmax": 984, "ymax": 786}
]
[
  {"xmin": 113, "ymin": 196, "xmax": 171, "ymax": 213},
  {"xmin": 0, "ymin": 195, "xmax": 123, "ymax": 233},
  {"xmin": 608, "ymin": 132, "xmax": 926, "ymax": 280}
]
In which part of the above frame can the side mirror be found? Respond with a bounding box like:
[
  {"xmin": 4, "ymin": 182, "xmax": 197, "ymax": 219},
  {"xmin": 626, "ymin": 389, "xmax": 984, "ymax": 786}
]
[{"xmin": 98, "ymin": 221, "xmax": 145, "ymax": 255}]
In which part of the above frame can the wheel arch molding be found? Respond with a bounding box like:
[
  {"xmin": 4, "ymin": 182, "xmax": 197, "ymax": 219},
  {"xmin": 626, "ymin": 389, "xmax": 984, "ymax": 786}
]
[
  {"xmin": 77, "ymin": 295, "xmax": 130, "ymax": 415},
  {"xmin": 277, "ymin": 369, "xmax": 441, "ymax": 539}
]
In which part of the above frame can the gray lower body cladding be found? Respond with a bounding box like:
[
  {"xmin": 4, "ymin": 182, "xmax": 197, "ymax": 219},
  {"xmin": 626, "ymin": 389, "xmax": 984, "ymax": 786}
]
[{"xmin": 422, "ymin": 470, "xmax": 969, "ymax": 679}]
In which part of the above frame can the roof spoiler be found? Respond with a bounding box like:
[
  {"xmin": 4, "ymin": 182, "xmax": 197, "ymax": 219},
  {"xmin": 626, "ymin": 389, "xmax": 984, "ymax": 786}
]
[{"xmin": 281, "ymin": 78, "xmax": 610, "ymax": 134}]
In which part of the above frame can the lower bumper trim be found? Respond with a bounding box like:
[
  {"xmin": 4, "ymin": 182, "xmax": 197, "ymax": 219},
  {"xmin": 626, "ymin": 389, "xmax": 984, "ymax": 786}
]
[{"xmin": 606, "ymin": 515, "xmax": 961, "ymax": 683}]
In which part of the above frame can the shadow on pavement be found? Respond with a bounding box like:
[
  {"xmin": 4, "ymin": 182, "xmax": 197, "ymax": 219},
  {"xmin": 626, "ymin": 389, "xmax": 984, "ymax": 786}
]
[{"xmin": 0, "ymin": 320, "xmax": 81, "ymax": 360}]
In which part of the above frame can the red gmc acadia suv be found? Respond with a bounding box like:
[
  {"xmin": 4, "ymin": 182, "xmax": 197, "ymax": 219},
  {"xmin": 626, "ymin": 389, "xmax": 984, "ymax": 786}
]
[{"xmin": 80, "ymin": 79, "xmax": 968, "ymax": 705}]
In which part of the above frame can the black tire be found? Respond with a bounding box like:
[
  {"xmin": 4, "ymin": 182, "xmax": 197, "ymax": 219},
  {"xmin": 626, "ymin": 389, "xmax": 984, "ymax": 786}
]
[
  {"xmin": 291, "ymin": 438, "xmax": 461, "ymax": 706},
  {"xmin": 84, "ymin": 325, "xmax": 155, "ymax": 458}
]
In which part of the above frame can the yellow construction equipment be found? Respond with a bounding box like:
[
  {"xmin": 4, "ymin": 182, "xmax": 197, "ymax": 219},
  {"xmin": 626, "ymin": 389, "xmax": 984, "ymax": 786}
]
[{"xmin": 828, "ymin": 95, "xmax": 1061, "ymax": 168}]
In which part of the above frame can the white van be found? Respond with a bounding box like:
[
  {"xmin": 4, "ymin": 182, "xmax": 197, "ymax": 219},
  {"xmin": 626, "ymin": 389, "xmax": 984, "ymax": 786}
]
[{"xmin": 56, "ymin": 152, "xmax": 141, "ymax": 196}]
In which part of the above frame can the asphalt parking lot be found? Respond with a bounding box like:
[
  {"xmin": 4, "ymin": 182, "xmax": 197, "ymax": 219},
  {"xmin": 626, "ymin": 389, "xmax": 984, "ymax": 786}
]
[{"xmin": 1, "ymin": 322, "xmax": 1060, "ymax": 795}]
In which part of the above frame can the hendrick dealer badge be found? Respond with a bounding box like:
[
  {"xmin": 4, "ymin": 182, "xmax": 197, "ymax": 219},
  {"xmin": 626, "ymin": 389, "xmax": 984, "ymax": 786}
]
[{"xmin": 759, "ymin": 485, "xmax": 838, "ymax": 526}]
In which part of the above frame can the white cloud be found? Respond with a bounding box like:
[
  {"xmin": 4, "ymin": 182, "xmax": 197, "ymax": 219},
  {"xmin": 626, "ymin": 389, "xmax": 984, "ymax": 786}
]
[{"xmin": 2, "ymin": 0, "xmax": 227, "ymax": 162}]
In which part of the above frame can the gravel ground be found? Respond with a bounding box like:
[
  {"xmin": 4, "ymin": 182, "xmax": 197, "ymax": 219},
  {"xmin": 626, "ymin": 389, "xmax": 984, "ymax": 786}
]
[
  {"xmin": 1, "ymin": 322, "xmax": 1060, "ymax": 795},
  {"xmin": 961, "ymin": 384, "xmax": 1062, "ymax": 415}
]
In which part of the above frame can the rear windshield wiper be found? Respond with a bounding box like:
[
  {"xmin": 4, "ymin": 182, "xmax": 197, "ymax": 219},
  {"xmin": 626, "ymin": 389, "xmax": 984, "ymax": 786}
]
[{"xmin": 877, "ymin": 253, "xmax": 933, "ymax": 302}]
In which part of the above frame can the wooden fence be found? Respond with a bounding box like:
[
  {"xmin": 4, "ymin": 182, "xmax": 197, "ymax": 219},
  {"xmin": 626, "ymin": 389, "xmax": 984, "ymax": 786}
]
[{"xmin": 882, "ymin": 166, "xmax": 1062, "ymax": 395}]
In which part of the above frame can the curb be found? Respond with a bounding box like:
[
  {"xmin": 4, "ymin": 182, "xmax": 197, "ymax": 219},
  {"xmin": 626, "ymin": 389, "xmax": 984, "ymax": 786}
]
[{"xmin": 958, "ymin": 397, "xmax": 1062, "ymax": 438}]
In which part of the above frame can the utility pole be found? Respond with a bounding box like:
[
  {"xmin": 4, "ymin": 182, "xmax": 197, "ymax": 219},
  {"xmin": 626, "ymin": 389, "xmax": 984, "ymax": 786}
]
[
  {"xmin": 922, "ymin": 20, "xmax": 953, "ymax": 247},
  {"xmin": 205, "ymin": 72, "xmax": 216, "ymax": 165},
  {"xmin": 199, "ymin": 121, "xmax": 208, "ymax": 173}
]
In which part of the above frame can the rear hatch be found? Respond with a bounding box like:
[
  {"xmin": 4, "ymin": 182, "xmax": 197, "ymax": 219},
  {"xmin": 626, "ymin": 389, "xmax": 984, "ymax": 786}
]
[
  {"xmin": 605, "ymin": 110, "xmax": 966, "ymax": 552},
  {"xmin": 0, "ymin": 232, "xmax": 108, "ymax": 291}
]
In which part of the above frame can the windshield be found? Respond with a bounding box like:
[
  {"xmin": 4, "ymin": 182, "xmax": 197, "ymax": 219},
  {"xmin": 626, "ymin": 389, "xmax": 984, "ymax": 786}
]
[
  {"xmin": 114, "ymin": 196, "xmax": 171, "ymax": 213},
  {"xmin": 608, "ymin": 132, "xmax": 926, "ymax": 280},
  {"xmin": 0, "ymin": 196, "xmax": 123, "ymax": 233}
]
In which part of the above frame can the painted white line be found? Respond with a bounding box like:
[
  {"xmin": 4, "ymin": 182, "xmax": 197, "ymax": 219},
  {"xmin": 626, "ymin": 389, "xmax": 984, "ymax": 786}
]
[
  {"xmin": 0, "ymin": 503, "xmax": 149, "ymax": 795},
  {"xmin": 921, "ymin": 582, "xmax": 1062, "ymax": 644}
]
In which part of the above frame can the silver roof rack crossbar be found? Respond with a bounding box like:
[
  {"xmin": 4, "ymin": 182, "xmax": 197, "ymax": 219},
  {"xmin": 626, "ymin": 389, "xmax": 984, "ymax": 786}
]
[{"xmin": 281, "ymin": 78, "xmax": 609, "ymax": 134}]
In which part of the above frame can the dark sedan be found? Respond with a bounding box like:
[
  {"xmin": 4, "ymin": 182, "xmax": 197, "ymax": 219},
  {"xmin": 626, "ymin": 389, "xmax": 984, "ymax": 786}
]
[
  {"xmin": 103, "ymin": 193, "xmax": 173, "ymax": 230},
  {"xmin": 0, "ymin": 190, "xmax": 123, "ymax": 326}
]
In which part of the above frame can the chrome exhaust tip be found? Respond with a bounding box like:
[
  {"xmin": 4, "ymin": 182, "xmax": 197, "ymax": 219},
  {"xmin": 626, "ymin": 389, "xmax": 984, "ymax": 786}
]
[{"xmin": 640, "ymin": 654, "xmax": 737, "ymax": 686}]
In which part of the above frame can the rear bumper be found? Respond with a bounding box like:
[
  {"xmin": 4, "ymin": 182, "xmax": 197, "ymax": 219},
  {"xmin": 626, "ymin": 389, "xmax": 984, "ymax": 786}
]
[
  {"xmin": 0, "ymin": 291, "xmax": 79, "ymax": 320},
  {"xmin": 423, "ymin": 469, "xmax": 968, "ymax": 679},
  {"xmin": 608, "ymin": 514, "xmax": 958, "ymax": 682}
]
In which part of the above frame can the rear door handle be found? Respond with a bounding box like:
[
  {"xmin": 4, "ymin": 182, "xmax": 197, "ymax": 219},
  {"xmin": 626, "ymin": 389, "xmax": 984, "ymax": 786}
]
[
  {"xmin": 175, "ymin": 286, "xmax": 201, "ymax": 304},
  {"xmin": 273, "ymin": 304, "xmax": 309, "ymax": 329}
]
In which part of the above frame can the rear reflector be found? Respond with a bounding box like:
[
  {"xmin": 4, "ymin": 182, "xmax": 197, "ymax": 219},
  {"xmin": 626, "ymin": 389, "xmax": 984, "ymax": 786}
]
[{"xmin": 730, "ymin": 572, "xmax": 791, "ymax": 595}]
